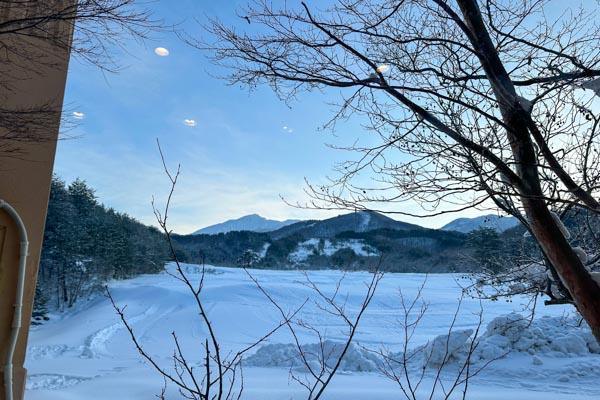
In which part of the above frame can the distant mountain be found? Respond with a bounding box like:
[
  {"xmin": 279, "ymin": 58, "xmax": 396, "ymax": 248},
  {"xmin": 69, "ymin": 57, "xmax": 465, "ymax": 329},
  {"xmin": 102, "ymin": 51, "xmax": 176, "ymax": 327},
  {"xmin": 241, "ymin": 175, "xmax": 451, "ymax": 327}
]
[
  {"xmin": 193, "ymin": 214, "xmax": 300, "ymax": 235},
  {"xmin": 173, "ymin": 210, "xmax": 473, "ymax": 273},
  {"xmin": 441, "ymin": 214, "xmax": 519, "ymax": 233},
  {"xmin": 270, "ymin": 211, "xmax": 423, "ymax": 239}
]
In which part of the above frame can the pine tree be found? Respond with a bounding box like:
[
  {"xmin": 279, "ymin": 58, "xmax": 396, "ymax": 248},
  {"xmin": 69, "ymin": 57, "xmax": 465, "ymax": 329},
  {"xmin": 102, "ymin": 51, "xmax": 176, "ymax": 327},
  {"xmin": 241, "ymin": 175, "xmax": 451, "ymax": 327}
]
[
  {"xmin": 467, "ymin": 228, "xmax": 505, "ymax": 274},
  {"xmin": 35, "ymin": 175, "xmax": 170, "ymax": 316}
]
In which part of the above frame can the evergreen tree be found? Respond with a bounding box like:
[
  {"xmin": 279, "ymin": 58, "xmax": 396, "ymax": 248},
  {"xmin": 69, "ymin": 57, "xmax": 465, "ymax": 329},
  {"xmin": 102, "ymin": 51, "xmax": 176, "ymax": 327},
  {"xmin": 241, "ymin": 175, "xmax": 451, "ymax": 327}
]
[
  {"xmin": 34, "ymin": 175, "xmax": 170, "ymax": 319},
  {"xmin": 467, "ymin": 228, "xmax": 505, "ymax": 274},
  {"xmin": 237, "ymin": 249, "xmax": 259, "ymax": 269}
]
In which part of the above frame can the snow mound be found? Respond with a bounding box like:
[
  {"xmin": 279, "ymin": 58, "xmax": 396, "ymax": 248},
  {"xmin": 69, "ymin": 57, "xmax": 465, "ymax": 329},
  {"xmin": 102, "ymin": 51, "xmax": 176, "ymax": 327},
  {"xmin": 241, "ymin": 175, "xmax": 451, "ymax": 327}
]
[
  {"xmin": 246, "ymin": 314, "xmax": 599, "ymax": 374},
  {"xmin": 245, "ymin": 340, "xmax": 381, "ymax": 372},
  {"xmin": 473, "ymin": 313, "xmax": 600, "ymax": 362},
  {"xmin": 484, "ymin": 313, "xmax": 528, "ymax": 341},
  {"xmin": 423, "ymin": 329, "xmax": 474, "ymax": 365},
  {"xmin": 385, "ymin": 329, "xmax": 475, "ymax": 369}
]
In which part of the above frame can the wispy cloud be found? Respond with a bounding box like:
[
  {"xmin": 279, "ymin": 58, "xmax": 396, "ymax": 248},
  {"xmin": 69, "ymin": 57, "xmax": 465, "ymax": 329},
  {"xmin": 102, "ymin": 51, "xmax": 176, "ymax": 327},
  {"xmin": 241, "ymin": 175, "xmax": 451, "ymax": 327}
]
[
  {"xmin": 54, "ymin": 136, "xmax": 339, "ymax": 234},
  {"xmin": 183, "ymin": 119, "xmax": 196, "ymax": 127},
  {"xmin": 282, "ymin": 125, "xmax": 294, "ymax": 133},
  {"xmin": 72, "ymin": 111, "xmax": 85, "ymax": 119}
]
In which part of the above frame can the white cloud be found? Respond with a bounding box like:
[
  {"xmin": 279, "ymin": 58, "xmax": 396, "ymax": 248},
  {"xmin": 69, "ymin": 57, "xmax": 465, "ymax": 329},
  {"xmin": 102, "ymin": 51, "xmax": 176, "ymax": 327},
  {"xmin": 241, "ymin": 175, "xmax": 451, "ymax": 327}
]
[
  {"xmin": 282, "ymin": 125, "xmax": 293, "ymax": 133},
  {"xmin": 72, "ymin": 111, "xmax": 85, "ymax": 119},
  {"xmin": 183, "ymin": 119, "xmax": 196, "ymax": 127},
  {"xmin": 154, "ymin": 47, "xmax": 170, "ymax": 57}
]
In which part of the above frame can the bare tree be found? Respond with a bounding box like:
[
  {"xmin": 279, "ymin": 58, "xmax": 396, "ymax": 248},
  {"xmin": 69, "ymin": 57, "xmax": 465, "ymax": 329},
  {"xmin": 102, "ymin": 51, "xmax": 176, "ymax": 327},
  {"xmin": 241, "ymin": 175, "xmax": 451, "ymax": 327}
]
[
  {"xmin": 107, "ymin": 145, "xmax": 299, "ymax": 400},
  {"xmin": 0, "ymin": 0, "xmax": 165, "ymax": 156},
  {"xmin": 246, "ymin": 268, "xmax": 382, "ymax": 400},
  {"xmin": 244, "ymin": 271, "xmax": 503, "ymax": 400},
  {"xmin": 108, "ymin": 143, "xmax": 386, "ymax": 399},
  {"xmin": 198, "ymin": 0, "xmax": 600, "ymax": 342},
  {"xmin": 1, "ymin": 0, "xmax": 162, "ymax": 76},
  {"xmin": 373, "ymin": 281, "xmax": 502, "ymax": 400}
]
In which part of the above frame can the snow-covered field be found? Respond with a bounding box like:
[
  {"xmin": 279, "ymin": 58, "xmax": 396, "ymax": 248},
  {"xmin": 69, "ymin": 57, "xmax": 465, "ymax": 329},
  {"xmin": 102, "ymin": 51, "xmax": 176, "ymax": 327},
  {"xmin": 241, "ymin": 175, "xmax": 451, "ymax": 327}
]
[{"xmin": 26, "ymin": 264, "xmax": 600, "ymax": 399}]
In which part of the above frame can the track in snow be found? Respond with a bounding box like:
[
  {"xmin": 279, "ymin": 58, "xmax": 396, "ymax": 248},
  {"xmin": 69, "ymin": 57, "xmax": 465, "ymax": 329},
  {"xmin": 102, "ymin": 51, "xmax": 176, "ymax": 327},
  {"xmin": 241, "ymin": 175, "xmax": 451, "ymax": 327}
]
[{"xmin": 25, "ymin": 264, "xmax": 600, "ymax": 399}]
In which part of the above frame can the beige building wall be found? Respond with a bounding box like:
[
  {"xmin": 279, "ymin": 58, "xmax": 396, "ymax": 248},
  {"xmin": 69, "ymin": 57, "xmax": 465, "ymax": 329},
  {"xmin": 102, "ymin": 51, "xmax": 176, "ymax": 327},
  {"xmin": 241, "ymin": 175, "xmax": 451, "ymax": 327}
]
[{"xmin": 0, "ymin": 2, "xmax": 76, "ymax": 400}]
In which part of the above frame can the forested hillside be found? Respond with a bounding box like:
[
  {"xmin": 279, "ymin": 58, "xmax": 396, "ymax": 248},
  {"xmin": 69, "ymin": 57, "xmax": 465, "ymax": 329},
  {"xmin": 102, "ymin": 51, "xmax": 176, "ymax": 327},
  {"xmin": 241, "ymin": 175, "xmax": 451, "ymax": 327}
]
[
  {"xmin": 34, "ymin": 176, "xmax": 170, "ymax": 321},
  {"xmin": 172, "ymin": 217, "xmax": 513, "ymax": 273}
]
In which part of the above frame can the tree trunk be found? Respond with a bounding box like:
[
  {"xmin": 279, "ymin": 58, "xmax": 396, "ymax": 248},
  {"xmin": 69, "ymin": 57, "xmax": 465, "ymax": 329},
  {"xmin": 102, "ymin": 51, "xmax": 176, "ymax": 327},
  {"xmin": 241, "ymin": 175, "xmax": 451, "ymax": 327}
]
[
  {"xmin": 523, "ymin": 198, "xmax": 600, "ymax": 343},
  {"xmin": 456, "ymin": 0, "xmax": 600, "ymax": 344}
]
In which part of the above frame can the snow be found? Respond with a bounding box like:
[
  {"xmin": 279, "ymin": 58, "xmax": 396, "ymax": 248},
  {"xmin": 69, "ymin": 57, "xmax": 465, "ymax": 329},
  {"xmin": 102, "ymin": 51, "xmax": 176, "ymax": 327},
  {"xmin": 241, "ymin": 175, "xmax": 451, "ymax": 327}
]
[
  {"xmin": 422, "ymin": 328, "xmax": 474, "ymax": 365},
  {"xmin": 550, "ymin": 211, "xmax": 571, "ymax": 239},
  {"xmin": 572, "ymin": 246, "xmax": 588, "ymax": 263},
  {"xmin": 258, "ymin": 242, "xmax": 271, "ymax": 258},
  {"xmin": 474, "ymin": 313, "xmax": 600, "ymax": 357},
  {"xmin": 246, "ymin": 340, "xmax": 381, "ymax": 372},
  {"xmin": 288, "ymin": 238, "xmax": 378, "ymax": 263},
  {"xmin": 359, "ymin": 211, "xmax": 371, "ymax": 231},
  {"xmin": 26, "ymin": 264, "xmax": 600, "ymax": 399}
]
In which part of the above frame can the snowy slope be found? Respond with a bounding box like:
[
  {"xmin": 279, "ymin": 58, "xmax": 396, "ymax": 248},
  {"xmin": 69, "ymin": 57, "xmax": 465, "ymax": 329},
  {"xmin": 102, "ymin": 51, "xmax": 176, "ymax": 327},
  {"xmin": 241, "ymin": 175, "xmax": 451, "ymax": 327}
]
[
  {"xmin": 193, "ymin": 214, "xmax": 300, "ymax": 234},
  {"xmin": 288, "ymin": 238, "xmax": 378, "ymax": 263},
  {"xmin": 442, "ymin": 214, "xmax": 520, "ymax": 233},
  {"xmin": 26, "ymin": 265, "xmax": 600, "ymax": 399}
]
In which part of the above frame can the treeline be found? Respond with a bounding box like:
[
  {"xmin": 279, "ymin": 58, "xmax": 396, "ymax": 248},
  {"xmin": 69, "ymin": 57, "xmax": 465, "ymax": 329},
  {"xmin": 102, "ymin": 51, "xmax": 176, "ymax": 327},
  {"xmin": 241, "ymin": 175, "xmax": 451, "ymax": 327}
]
[
  {"xmin": 34, "ymin": 176, "xmax": 170, "ymax": 319},
  {"xmin": 171, "ymin": 230, "xmax": 270, "ymax": 265},
  {"xmin": 171, "ymin": 227, "xmax": 495, "ymax": 273},
  {"xmin": 335, "ymin": 228, "xmax": 473, "ymax": 272}
]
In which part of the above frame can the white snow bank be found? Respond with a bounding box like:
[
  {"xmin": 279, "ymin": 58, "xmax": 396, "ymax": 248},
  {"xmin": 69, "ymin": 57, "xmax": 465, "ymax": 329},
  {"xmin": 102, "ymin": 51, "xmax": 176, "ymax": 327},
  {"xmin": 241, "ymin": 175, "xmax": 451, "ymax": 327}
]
[
  {"xmin": 423, "ymin": 329, "xmax": 474, "ymax": 365},
  {"xmin": 245, "ymin": 340, "xmax": 381, "ymax": 372},
  {"xmin": 247, "ymin": 314, "xmax": 600, "ymax": 373},
  {"xmin": 473, "ymin": 313, "xmax": 600, "ymax": 363}
]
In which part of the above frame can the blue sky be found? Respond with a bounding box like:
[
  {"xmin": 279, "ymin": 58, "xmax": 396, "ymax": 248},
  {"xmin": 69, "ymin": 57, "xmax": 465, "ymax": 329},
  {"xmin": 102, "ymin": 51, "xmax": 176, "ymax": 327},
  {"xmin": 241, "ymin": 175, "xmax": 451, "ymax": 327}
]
[{"xmin": 55, "ymin": 0, "xmax": 493, "ymax": 234}]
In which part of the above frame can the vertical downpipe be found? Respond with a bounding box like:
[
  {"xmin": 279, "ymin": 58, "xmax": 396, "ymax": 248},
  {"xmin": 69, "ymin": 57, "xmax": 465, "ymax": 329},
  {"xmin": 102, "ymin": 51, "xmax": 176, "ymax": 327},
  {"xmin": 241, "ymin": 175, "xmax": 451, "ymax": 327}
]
[{"xmin": 0, "ymin": 201, "xmax": 29, "ymax": 400}]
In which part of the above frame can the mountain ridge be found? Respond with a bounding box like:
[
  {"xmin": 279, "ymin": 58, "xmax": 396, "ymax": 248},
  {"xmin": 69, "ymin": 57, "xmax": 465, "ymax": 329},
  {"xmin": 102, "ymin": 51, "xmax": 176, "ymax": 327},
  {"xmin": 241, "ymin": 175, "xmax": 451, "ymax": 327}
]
[
  {"xmin": 269, "ymin": 211, "xmax": 424, "ymax": 239},
  {"xmin": 195, "ymin": 211, "xmax": 521, "ymax": 236},
  {"xmin": 175, "ymin": 211, "xmax": 479, "ymax": 273},
  {"xmin": 193, "ymin": 213, "xmax": 300, "ymax": 235},
  {"xmin": 441, "ymin": 214, "xmax": 519, "ymax": 233}
]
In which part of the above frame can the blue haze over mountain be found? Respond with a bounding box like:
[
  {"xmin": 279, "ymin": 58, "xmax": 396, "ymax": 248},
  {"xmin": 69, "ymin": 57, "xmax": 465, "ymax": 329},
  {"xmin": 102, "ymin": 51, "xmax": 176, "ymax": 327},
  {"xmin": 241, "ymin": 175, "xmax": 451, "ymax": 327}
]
[{"xmin": 193, "ymin": 214, "xmax": 300, "ymax": 235}]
